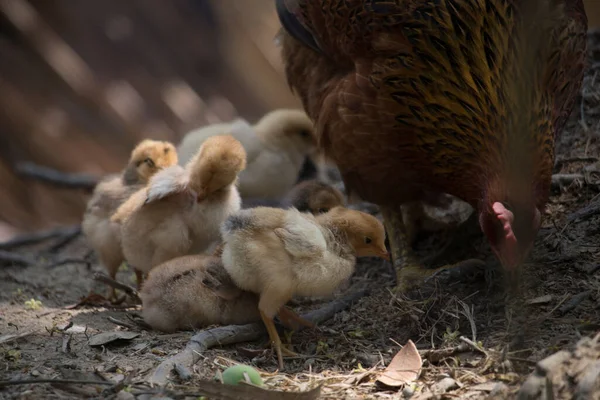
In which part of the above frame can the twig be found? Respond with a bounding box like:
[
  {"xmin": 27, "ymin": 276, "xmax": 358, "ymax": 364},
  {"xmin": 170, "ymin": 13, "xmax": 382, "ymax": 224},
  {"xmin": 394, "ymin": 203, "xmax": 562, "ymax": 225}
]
[
  {"xmin": 567, "ymin": 199, "xmax": 600, "ymax": 222},
  {"xmin": 93, "ymin": 272, "xmax": 140, "ymax": 301},
  {"xmin": 551, "ymin": 173, "xmax": 585, "ymax": 190},
  {"xmin": 61, "ymin": 334, "xmax": 72, "ymax": 353},
  {"xmin": 459, "ymin": 336, "xmax": 488, "ymax": 356},
  {"xmin": 15, "ymin": 162, "xmax": 99, "ymax": 191},
  {"xmin": 0, "ymin": 378, "xmax": 322, "ymax": 400},
  {"xmin": 0, "ymin": 379, "xmax": 115, "ymax": 387},
  {"xmin": 150, "ymin": 288, "xmax": 370, "ymax": 385},
  {"xmin": 107, "ymin": 316, "xmax": 138, "ymax": 330},
  {"xmin": 421, "ymin": 342, "xmax": 471, "ymax": 364},
  {"xmin": 46, "ymin": 227, "xmax": 83, "ymax": 253},
  {"xmin": 46, "ymin": 257, "xmax": 91, "ymax": 268},
  {"xmin": 0, "ymin": 330, "xmax": 36, "ymax": 345},
  {"xmin": 559, "ymin": 290, "xmax": 592, "ymax": 314},
  {"xmin": 0, "ymin": 250, "xmax": 35, "ymax": 266},
  {"xmin": 554, "ymin": 156, "xmax": 599, "ymax": 171},
  {"xmin": 0, "ymin": 225, "xmax": 81, "ymax": 250}
]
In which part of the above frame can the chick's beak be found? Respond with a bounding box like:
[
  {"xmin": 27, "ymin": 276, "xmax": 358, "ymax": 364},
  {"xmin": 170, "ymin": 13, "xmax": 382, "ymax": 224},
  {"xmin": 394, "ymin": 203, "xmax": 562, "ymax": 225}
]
[{"xmin": 378, "ymin": 249, "xmax": 391, "ymax": 261}]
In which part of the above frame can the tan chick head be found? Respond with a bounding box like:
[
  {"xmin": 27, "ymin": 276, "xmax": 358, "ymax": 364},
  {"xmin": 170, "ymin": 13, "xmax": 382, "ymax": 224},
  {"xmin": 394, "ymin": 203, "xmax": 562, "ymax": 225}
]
[
  {"xmin": 186, "ymin": 135, "xmax": 247, "ymax": 201},
  {"xmin": 255, "ymin": 109, "xmax": 316, "ymax": 153},
  {"xmin": 123, "ymin": 139, "xmax": 178, "ymax": 184},
  {"xmin": 322, "ymin": 207, "xmax": 389, "ymax": 260},
  {"xmin": 285, "ymin": 180, "xmax": 345, "ymax": 214}
]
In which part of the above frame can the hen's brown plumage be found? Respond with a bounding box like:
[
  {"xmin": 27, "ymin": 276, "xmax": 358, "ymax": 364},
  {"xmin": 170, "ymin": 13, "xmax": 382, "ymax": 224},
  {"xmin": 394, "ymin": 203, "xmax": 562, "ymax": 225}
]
[{"xmin": 277, "ymin": 0, "xmax": 587, "ymax": 290}]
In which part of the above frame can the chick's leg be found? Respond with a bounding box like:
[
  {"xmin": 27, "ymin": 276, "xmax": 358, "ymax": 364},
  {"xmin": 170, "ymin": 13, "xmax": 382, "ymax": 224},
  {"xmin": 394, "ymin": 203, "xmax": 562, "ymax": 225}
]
[
  {"xmin": 278, "ymin": 306, "xmax": 316, "ymax": 330},
  {"xmin": 134, "ymin": 269, "xmax": 144, "ymax": 290},
  {"xmin": 381, "ymin": 205, "xmax": 484, "ymax": 293},
  {"xmin": 259, "ymin": 287, "xmax": 297, "ymax": 370},
  {"xmin": 260, "ymin": 311, "xmax": 296, "ymax": 370}
]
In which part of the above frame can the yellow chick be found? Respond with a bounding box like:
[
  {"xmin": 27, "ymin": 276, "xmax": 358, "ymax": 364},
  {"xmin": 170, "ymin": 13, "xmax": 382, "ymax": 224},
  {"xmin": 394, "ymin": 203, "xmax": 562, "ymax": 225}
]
[
  {"xmin": 140, "ymin": 254, "xmax": 261, "ymax": 332},
  {"xmin": 242, "ymin": 179, "xmax": 345, "ymax": 215},
  {"xmin": 220, "ymin": 206, "xmax": 389, "ymax": 369},
  {"xmin": 111, "ymin": 135, "xmax": 246, "ymax": 284},
  {"xmin": 177, "ymin": 109, "xmax": 316, "ymax": 200},
  {"xmin": 82, "ymin": 139, "xmax": 177, "ymax": 299}
]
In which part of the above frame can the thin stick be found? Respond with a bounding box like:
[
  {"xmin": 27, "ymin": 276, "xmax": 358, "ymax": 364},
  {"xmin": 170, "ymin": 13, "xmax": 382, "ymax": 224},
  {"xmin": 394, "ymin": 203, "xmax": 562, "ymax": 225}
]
[
  {"xmin": 93, "ymin": 272, "xmax": 140, "ymax": 301},
  {"xmin": 0, "ymin": 225, "xmax": 81, "ymax": 250},
  {"xmin": 0, "ymin": 379, "xmax": 114, "ymax": 387},
  {"xmin": 15, "ymin": 162, "xmax": 98, "ymax": 191},
  {"xmin": 150, "ymin": 288, "xmax": 369, "ymax": 385},
  {"xmin": 0, "ymin": 250, "xmax": 35, "ymax": 266}
]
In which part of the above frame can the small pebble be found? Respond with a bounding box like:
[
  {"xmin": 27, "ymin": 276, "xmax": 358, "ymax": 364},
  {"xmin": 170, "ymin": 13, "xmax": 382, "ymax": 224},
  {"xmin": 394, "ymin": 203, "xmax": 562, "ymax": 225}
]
[
  {"xmin": 432, "ymin": 377, "xmax": 458, "ymax": 394},
  {"xmin": 402, "ymin": 385, "xmax": 415, "ymax": 398},
  {"xmin": 115, "ymin": 391, "xmax": 135, "ymax": 400},
  {"xmin": 30, "ymin": 370, "xmax": 40, "ymax": 377}
]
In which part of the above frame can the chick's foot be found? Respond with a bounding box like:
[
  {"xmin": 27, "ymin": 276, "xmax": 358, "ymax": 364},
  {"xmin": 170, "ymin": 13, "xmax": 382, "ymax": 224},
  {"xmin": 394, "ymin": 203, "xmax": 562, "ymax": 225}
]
[{"xmin": 381, "ymin": 205, "xmax": 485, "ymax": 293}]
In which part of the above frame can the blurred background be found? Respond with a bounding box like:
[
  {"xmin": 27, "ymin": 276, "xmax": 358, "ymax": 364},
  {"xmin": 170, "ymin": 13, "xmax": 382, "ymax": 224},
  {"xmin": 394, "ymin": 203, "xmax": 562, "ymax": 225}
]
[{"xmin": 0, "ymin": 0, "xmax": 599, "ymax": 240}]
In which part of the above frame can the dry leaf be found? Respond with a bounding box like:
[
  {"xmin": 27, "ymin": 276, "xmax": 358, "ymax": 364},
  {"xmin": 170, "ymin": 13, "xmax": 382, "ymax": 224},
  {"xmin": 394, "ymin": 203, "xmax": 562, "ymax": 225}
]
[
  {"xmin": 88, "ymin": 331, "xmax": 140, "ymax": 346},
  {"xmin": 525, "ymin": 295, "xmax": 552, "ymax": 305},
  {"xmin": 376, "ymin": 339, "xmax": 422, "ymax": 387}
]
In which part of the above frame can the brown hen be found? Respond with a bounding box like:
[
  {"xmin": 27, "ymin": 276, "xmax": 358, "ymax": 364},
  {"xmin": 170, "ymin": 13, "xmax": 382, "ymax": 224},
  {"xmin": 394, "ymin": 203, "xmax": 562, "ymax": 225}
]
[{"xmin": 276, "ymin": 0, "xmax": 587, "ymax": 291}]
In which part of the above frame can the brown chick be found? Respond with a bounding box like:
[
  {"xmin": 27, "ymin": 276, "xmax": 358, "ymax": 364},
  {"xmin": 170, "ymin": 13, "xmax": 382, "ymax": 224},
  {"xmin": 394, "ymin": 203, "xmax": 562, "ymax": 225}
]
[
  {"xmin": 242, "ymin": 179, "xmax": 345, "ymax": 215},
  {"xmin": 82, "ymin": 139, "xmax": 177, "ymax": 300},
  {"xmin": 111, "ymin": 135, "xmax": 246, "ymax": 285},
  {"xmin": 177, "ymin": 110, "xmax": 317, "ymax": 200},
  {"xmin": 220, "ymin": 206, "xmax": 389, "ymax": 369},
  {"xmin": 140, "ymin": 254, "xmax": 261, "ymax": 332}
]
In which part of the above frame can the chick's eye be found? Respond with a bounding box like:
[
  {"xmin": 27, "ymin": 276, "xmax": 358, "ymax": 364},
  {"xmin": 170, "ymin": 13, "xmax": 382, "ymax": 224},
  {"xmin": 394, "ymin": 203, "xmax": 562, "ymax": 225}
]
[
  {"xmin": 299, "ymin": 129, "xmax": 311, "ymax": 138},
  {"xmin": 144, "ymin": 158, "xmax": 155, "ymax": 167},
  {"xmin": 365, "ymin": 237, "xmax": 372, "ymax": 244},
  {"xmin": 317, "ymin": 208, "xmax": 329, "ymax": 214}
]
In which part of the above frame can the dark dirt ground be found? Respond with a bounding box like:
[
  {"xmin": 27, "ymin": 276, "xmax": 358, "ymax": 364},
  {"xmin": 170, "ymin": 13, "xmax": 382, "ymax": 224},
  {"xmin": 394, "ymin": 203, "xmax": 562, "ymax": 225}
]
[{"xmin": 1, "ymin": 36, "xmax": 600, "ymax": 400}]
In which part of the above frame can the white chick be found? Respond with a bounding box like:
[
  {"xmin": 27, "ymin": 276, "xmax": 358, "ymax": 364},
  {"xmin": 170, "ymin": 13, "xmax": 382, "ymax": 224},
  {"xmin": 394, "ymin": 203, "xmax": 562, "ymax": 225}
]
[
  {"xmin": 220, "ymin": 206, "xmax": 389, "ymax": 369},
  {"xmin": 111, "ymin": 135, "xmax": 247, "ymax": 284},
  {"xmin": 177, "ymin": 109, "xmax": 316, "ymax": 200},
  {"xmin": 82, "ymin": 139, "xmax": 177, "ymax": 299},
  {"xmin": 242, "ymin": 179, "xmax": 345, "ymax": 215},
  {"xmin": 140, "ymin": 254, "xmax": 261, "ymax": 332}
]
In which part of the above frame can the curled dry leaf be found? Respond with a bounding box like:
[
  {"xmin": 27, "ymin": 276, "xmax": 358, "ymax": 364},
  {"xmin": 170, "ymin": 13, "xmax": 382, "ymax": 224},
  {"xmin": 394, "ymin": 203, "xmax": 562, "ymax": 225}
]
[{"xmin": 376, "ymin": 339, "xmax": 422, "ymax": 387}]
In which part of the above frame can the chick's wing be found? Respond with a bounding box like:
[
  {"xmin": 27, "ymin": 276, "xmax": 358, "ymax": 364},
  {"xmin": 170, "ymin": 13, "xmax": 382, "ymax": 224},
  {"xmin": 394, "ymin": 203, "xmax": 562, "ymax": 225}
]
[
  {"xmin": 145, "ymin": 165, "xmax": 191, "ymax": 204},
  {"xmin": 274, "ymin": 211, "xmax": 327, "ymax": 258}
]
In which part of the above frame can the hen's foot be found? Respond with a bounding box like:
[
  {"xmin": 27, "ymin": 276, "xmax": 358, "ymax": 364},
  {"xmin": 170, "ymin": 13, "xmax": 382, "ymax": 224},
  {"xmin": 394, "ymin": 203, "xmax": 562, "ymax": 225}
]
[
  {"xmin": 395, "ymin": 258, "xmax": 487, "ymax": 293},
  {"xmin": 381, "ymin": 204, "xmax": 485, "ymax": 293},
  {"xmin": 422, "ymin": 211, "xmax": 479, "ymax": 266}
]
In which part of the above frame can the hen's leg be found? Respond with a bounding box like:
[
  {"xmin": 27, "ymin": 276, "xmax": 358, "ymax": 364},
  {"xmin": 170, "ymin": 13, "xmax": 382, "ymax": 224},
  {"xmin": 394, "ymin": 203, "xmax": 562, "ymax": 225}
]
[
  {"xmin": 277, "ymin": 306, "xmax": 316, "ymax": 330},
  {"xmin": 422, "ymin": 210, "xmax": 479, "ymax": 265},
  {"xmin": 381, "ymin": 205, "xmax": 485, "ymax": 293}
]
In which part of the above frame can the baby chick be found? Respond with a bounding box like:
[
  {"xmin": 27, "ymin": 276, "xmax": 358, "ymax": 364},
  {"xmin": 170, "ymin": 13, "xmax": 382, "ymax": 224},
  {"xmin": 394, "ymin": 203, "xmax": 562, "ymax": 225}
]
[
  {"xmin": 242, "ymin": 179, "xmax": 345, "ymax": 215},
  {"xmin": 82, "ymin": 139, "xmax": 177, "ymax": 299},
  {"xmin": 140, "ymin": 254, "xmax": 261, "ymax": 332},
  {"xmin": 111, "ymin": 135, "xmax": 246, "ymax": 283},
  {"xmin": 220, "ymin": 206, "xmax": 389, "ymax": 369},
  {"xmin": 177, "ymin": 109, "xmax": 316, "ymax": 200}
]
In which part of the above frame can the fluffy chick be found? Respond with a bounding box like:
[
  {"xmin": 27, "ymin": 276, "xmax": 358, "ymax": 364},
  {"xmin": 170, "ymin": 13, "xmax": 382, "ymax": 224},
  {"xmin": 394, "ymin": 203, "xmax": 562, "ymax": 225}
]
[
  {"xmin": 177, "ymin": 109, "xmax": 316, "ymax": 200},
  {"xmin": 140, "ymin": 254, "xmax": 260, "ymax": 332},
  {"xmin": 82, "ymin": 139, "xmax": 177, "ymax": 299},
  {"xmin": 112, "ymin": 135, "xmax": 246, "ymax": 282},
  {"xmin": 242, "ymin": 179, "xmax": 345, "ymax": 214},
  {"xmin": 220, "ymin": 206, "xmax": 388, "ymax": 369}
]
